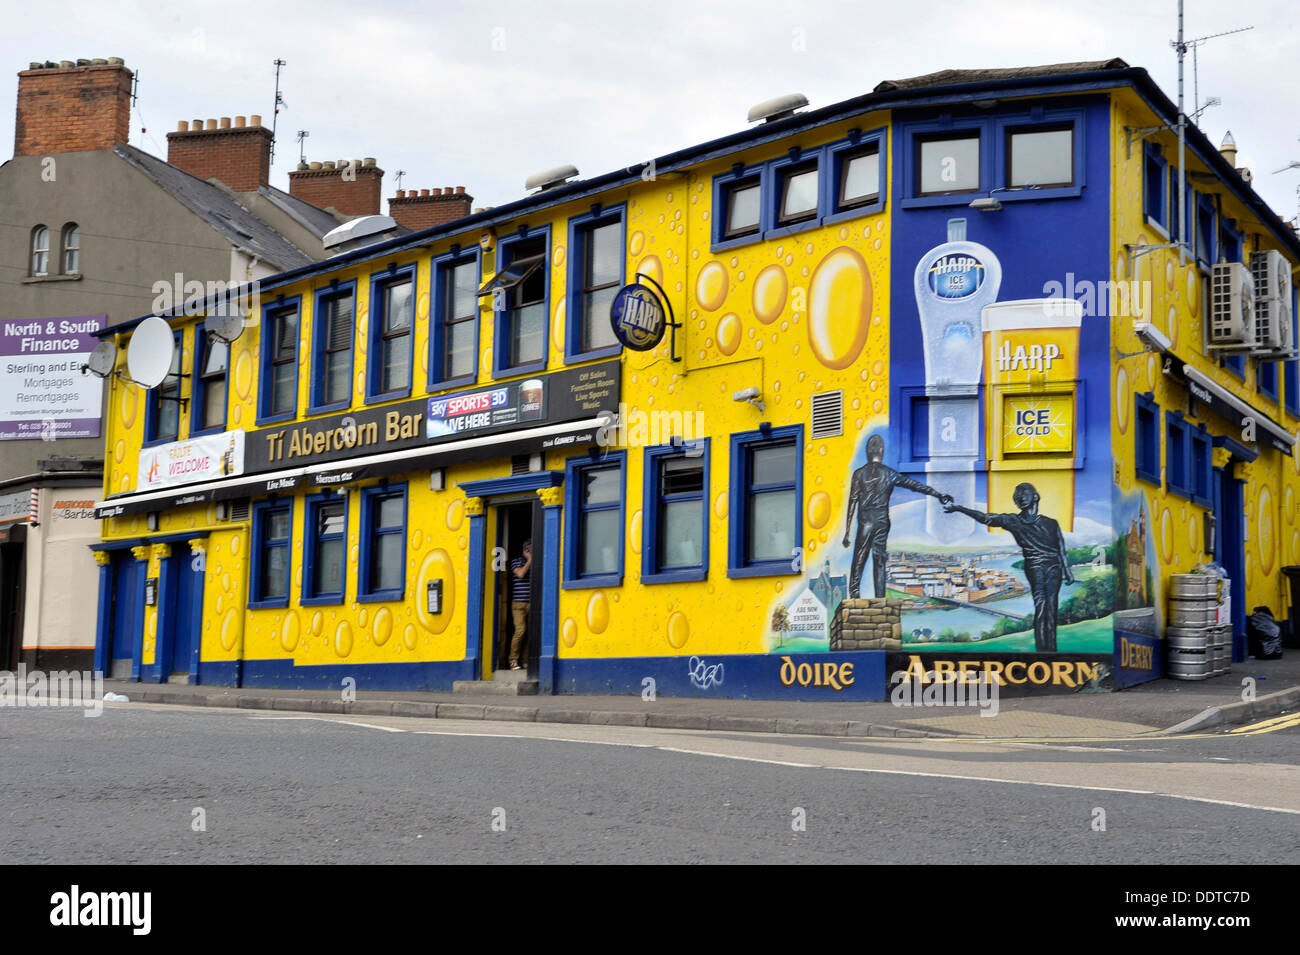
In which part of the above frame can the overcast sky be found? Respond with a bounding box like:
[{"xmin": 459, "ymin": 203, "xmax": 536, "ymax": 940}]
[{"xmin": 6, "ymin": 0, "xmax": 1299, "ymax": 222}]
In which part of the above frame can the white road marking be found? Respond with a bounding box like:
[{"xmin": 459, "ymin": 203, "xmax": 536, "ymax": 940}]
[{"xmin": 250, "ymin": 716, "xmax": 408, "ymax": 733}]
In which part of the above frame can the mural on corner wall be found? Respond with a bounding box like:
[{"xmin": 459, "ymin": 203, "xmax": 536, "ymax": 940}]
[{"xmin": 764, "ymin": 227, "xmax": 1129, "ymax": 658}]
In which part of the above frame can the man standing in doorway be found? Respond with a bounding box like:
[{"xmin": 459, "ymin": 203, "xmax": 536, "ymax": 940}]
[{"xmin": 508, "ymin": 540, "xmax": 532, "ymax": 670}]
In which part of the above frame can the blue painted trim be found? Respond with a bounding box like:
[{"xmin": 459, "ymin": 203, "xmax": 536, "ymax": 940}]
[
  {"xmin": 1165, "ymin": 410, "xmax": 1192, "ymax": 499},
  {"xmin": 187, "ymin": 548, "xmax": 203, "ymax": 684},
  {"xmin": 1143, "ymin": 141, "xmax": 1169, "ymax": 232},
  {"xmin": 1189, "ymin": 426, "xmax": 1213, "ymax": 508},
  {"xmin": 220, "ymin": 658, "xmax": 477, "ymax": 692},
  {"xmin": 538, "ymin": 500, "xmax": 562, "ymax": 694},
  {"xmin": 897, "ymin": 114, "xmax": 988, "ymax": 208},
  {"xmin": 728, "ymin": 424, "xmax": 803, "ymax": 579},
  {"xmin": 1286, "ymin": 285, "xmax": 1300, "ymax": 417},
  {"xmin": 90, "ymin": 530, "xmax": 209, "ymax": 551},
  {"xmin": 248, "ymin": 498, "xmax": 292, "ymax": 609},
  {"xmin": 256, "ymin": 295, "xmax": 302, "ymax": 426},
  {"xmin": 493, "ymin": 225, "xmax": 551, "ymax": 378},
  {"xmin": 824, "ymin": 126, "xmax": 888, "ymax": 224},
  {"xmin": 93, "ymin": 559, "xmax": 112, "ymax": 675},
  {"xmin": 641, "ymin": 440, "xmax": 710, "ymax": 584},
  {"xmin": 767, "ymin": 149, "xmax": 822, "ymax": 239},
  {"xmin": 130, "ymin": 550, "xmax": 147, "ymax": 682},
  {"xmin": 428, "ymin": 249, "xmax": 481, "ymax": 391},
  {"xmin": 458, "ymin": 471, "xmax": 564, "ymax": 498},
  {"xmin": 1259, "ymin": 359, "xmax": 1279, "ymax": 402},
  {"xmin": 301, "ymin": 490, "xmax": 348, "ymax": 605},
  {"xmin": 189, "ymin": 322, "xmax": 227, "ymax": 437},
  {"xmin": 308, "ymin": 280, "xmax": 357, "ymax": 415},
  {"xmin": 565, "ymin": 203, "xmax": 626, "ymax": 364},
  {"xmin": 366, "ymin": 264, "xmax": 418, "ymax": 403},
  {"xmin": 711, "ymin": 163, "xmax": 766, "ymax": 252},
  {"xmin": 1134, "ymin": 392, "xmax": 1161, "ymax": 486},
  {"xmin": 358, "ymin": 482, "xmax": 407, "ymax": 602},
  {"xmin": 1113, "ymin": 629, "xmax": 1164, "ymax": 689},
  {"xmin": 152, "ymin": 549, "xmax": 177, "ymax": 683},
  {"xmin": 1195, "ymin": 190, "xmax": 1217, "ymax": 268},
  {"xmin": 990, "ymin": 107, "xmax": 1086, "ymax": 200},
  {"xmin": 563, "ymin": 450, "xmax": 626, "ymax": 589},
  {"xmin": 464, "ymin": 509, "xmax": 486, "ymax": 678},
  {"xmin": 142, "ymin": 330, "xmax": 184, "ymax": 447}
]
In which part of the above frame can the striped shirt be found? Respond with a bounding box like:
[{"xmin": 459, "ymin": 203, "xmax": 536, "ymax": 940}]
[{"xmin": 510, "ymin": 556, "xmax": 530, "ymax": 602}]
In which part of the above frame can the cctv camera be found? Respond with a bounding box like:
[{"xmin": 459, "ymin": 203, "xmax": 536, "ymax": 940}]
[
  {"xmin": 732, "ymin": 387, "xmax": 760, "ymax": 402},
  {"xmin": 1132, "ymin": 322, "xmax": 1171, "ymax": 353}
]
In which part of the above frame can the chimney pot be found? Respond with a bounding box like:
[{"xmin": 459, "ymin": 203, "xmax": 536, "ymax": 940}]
[
  {"xmin": 59, "ymin": 60, "xmax": 74, "ymax": 68},
  {"xmin": 91, "ymin": 58, "xmax": 107, "ymax": 65},
  {"xmin": 219, "ymin": 116, "xmax": 231, "ymax": 129},
  {"xmin": 249, "ymin": 114, "xmax": 262, "ymax": 127},
  {"xmin": 363, "ymin": 157, "xmax": 377, "ymax": 168},
  {"xmin": 192, "ymin": 118, "xmax": 203, "ymax": 130},
  {"xmin": 420, "ymin": 189, "xmax": 431, "ymax": 197},
  {"xmin": 107, "ymin": 57, "xmax": 124, "ymax": 65},
  {"xmin": 234, "ymin": 115, "xmax": 246, "ymax": 127},
  {"xmin": 456, "ymin": 185, "xmax": 466, "ymax": 194},
  {"xmin": 76, "ymin": 58, "xmax": 91, "ymax": 67},
  {"xmin": 296, "ymin": 161, "xmax": 308, "ymax": 171},
  {"xmin": 205, "ymin": 118, "xmax": 217, "ymax": 130},
  {"xmin": 309, "ymin": 161, "xmax": 322, "ymax": 170},
  {"xmin": 43, "ymin": 61, "xmax": 56, "ymax": 69},
  {"xmin": 322, "ymin": 161, "xmax": 336, "ymax": 170},
  {"xmin": 396, "ymin": 189, "xmax": 406, "ymax": 198},
  {"xmin": 28, "ymin": 62, "xmax": 42, "ymax": 70},
  {"xmin": 177, "ymin": 120, "xmax": 189, "ymax": 132}
]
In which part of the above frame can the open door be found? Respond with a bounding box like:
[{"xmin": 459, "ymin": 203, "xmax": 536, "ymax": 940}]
[{"xmin": 490, "ymin": 500, "xmax": 539, "ymax": 676}]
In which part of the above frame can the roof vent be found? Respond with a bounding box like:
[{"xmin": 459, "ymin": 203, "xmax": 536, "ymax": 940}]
[
  {"xmin": 322, "ymin": 214, "xmax": 400, "ymax": 255},
  {"xmin": 747, "ymin": 93, "xmax": 808, "ymax": 124},
  {"xmin": 525, "ymin": 164, "xmax": 579, "ymax": 193}
]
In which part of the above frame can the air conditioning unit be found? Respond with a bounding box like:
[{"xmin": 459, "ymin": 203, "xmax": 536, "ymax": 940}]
[
  {"xmin": 1209, "ymin": 262, "xmax": 1255, "ymax": 347},
  {"xmin": 1251, "ymin": 250, "xmax": 1294, "ymax": 352}
]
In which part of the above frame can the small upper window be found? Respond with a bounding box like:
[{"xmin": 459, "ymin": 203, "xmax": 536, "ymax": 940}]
[
  {"xmin": 723, "ymin": 179, "xmax": 762, "ymax": 239},
  {"xmin": 578, "ymin": 221, "xmax": 623, "ymax": 353},
  {"xmin": 61, "ymin": 223, "xmax": 80, "ymax": 274},
  {"xmin": 918, "ymin": 133, "xmax": 980, "ymax": 196},
  {"xmin": 1007, "ymin": 126, "xmax": 1073, "ymax": 188},
  {"xmin": 777, "ymin": 164, "xmax": 819, "ymax": 226},
  {"xmin": 198, "ymin": 331, "xmax": 228, "ymax": 432},
  {"xmin": 319, "ymin": 289, "xmax": 354, "ymax": 407},
  {"xmin": 377, "ymin": 276, "xmax": 413, "ymax": 395},
  {"xmin": 441, "ymin": 258, "xmax": 478, "ymax": 381},
  {"xmin": 30, "ymin": 226, "xmax": 49, "ymax": 276},
  {"xmin": 267, "ymin": 305, "xmax": 298, "ymax": 417},
  {"xmin": 838, "ymin": 146, "xmax": 880, "ymax": 210}
]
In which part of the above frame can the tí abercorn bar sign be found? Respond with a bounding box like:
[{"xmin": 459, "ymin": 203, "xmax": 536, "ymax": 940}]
[{"xmin": 0, "ymin": 315, "xmax": 106, "ymax": 439}]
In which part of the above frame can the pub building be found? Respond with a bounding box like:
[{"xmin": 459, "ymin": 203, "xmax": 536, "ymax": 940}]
[{"xmin": 90, "ymin": 59, "xmax": 1300, "ymax": 699}]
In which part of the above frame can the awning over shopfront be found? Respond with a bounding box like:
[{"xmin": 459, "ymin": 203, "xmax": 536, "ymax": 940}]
[{"xmin": 93, "ymin": 415, "xmax": 607, "ymax": 519}]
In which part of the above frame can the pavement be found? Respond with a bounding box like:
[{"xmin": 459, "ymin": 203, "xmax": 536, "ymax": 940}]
[{"xmin": 101, "ymin": 652, "xmax": 1300, "ymax": 740}]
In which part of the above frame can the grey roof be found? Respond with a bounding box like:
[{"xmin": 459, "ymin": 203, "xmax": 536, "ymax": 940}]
[
  {"xmin": 257, "ymin": 184, "xmax": 346, "ymax": 238},
  {"xmin": 113, "ymin": 144, "xmax": 316, "ymax": 271},
  {"xmin": 875, "ymin": 58, "xmax": 1130, "ymax": 92}
]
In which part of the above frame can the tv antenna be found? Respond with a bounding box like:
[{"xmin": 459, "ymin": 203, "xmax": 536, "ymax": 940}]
[
  {"xmin": 1177, "ymin": 24, "xmax": 1254, "ymax": 122},
  {"xmin": 395, "ymin": 170, "xmax": 407, "ymax": 191},
  {"xmin": 1275, "ymin": 140, "xmax": 1300, "ymax": 225},
  {"xmin": 297, "ymin": 129, "xmax": 309, "ymax": 164},
  {"xmin": 270, "ymin": 58, "xmax": 287, "ymax": 164}
]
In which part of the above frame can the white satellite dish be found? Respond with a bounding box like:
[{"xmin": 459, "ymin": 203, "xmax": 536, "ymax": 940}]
[
  {"xmin": 207, "ymin": 309, "xmax": 245, "ymax": 344},
  {"xmin": 83, "ymin": 341, "xmax": 117, "ymax": 378},
  {"xmin": 127, "ymin": 316, "xmax": 176, "ymax": 389}
]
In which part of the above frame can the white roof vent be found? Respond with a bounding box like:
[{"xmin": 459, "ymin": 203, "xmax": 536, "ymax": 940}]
[
  {"xmin": 525, "ymin": 164, "xmax": 579, "ymax": 193},
  {"xmin": 747, "ymin": 93, "xmax": 809, "ymax": 124},
  {"xmin": 322, "ymin": 214, "xmax": 399, "ymax": 255}
]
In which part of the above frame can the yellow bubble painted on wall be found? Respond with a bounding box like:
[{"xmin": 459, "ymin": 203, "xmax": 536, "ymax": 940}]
[
  {"xmin": 1258, "ymin": 486, "xmax": 1276, "ymax": 575},
  {"xmin": 281, "ymin": 614, "xmax": 300, "ymax": 652},
  {"xmin": 666, "ymin": 611, "xmax": 689, "ymax": 649},
  {"xmin": 562, "ymin": 617, "xmax": 578, "ymax": 648},
  {"xmin": 808, "ymin": 247, "xmax": 872, "ymax": 370},
  {"xmin": 587, "ymin": 592, "xmax": 610, "ymax": 634},
  {"xmin": 114, "ymin": 439, "xmax": 125, "ymax": 464},
  {"xmin": 638, "ymin": 255, "xmax": 663, "ymax": 291},
  {"xmin": 629, "ymin": 231, "xmax": 645, "ymax": 256},
  {"xmin": 417, "ymin": 292, "xmax": 430, "ymax": 320},
  {"xmin": 311, "ymin": 610, "xmax": 323, "ymax": 636},
  {"xmin": 1186, "ymin": 270, "xmax": 1200, "ymax": 317},
  {"xmin": 551, "ymin": 298, "xmax": 566, "ymax": 352},
  {"xmin": 232, "ymin": 406, "xmax": 242, "ymax": 426},
  {"xmin": 696, "ymin": 261, "xmax": 728, "ymax": 311},
  {"xmin": 416, "ymin": 548, "xmax": 457, "ymax": 633},
  {"xmin": 713, "ymin": 491, "xmax": 728, "ymax": 519},
  {"xmin": 373, "ymin": 607, "xmax": 393, "ymax": 646},
  {"xmin": 807, "ymin": 491, "xmax": 832, "ymax": 529},
  {"xmin": 403, "ymin": 624, "xmax": 417, "ymax": 650},
  {"xmin": 445, "ymin": 498, "xmax": 464, "ymax": 531},
  {"xmin": 629, "ymin": 510, "xmax": 642, "ymax": 554},
  {"xmin": 1159, "ymin": 508, "xmax": 1173, "ymax": 564},
  {"xmin": 1286, "ymin": 485, "xmax": 1295, "ymax": 526},
  {"xmin": 335, "ymin": 621, "xmax": 354, "ymax": 657},
  {"xmin": 220, "ymin": 609, "xmax": 239, "ymax": 651},
  {"xmin": 753, "ymin": 265, "xmax": 787, "ymax": 324},
  {"xmin": 358, "ymin": 606, "xmax": 368, "ymax": 629},
  {"xmin": 1115, "ymin": 367, "xmax": 1131, "ymax": 434},
  {"xmin": 716, "ymin": 313, "xmax": 741, "ymax": 355},
  {"xmin": 234, "ymin": 350, "xmax": 253, "ymax": 400}
]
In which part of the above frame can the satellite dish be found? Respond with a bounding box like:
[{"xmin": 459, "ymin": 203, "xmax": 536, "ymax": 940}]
[
  {"xmin": 207, "ymin": 309, "xmax": 245, "ymax": 344},
  {"xmin": 127, "ymin": 316, "xmax": 176, "ymax": 388},
  {"xmin": 83, "ymin": 341, "xmax": 117, "ymax": 378}
]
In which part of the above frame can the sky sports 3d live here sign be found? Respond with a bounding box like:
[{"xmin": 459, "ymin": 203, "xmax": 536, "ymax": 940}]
[{"xmin": 0, "ymin": 315, "xmax": 106, "ymax": 440}]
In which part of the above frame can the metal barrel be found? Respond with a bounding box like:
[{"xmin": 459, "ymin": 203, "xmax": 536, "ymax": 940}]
[
  {"xmin": 1168, "ymin": 600, "xmax": 1218, "ymax": 627},
  {"xmin": 1169, "ymin": 574, "xmax": 1219, "ymax": 599}
]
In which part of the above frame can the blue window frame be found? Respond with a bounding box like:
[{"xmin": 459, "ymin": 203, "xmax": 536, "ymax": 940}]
[
  {"xmin": 1195, "ymin": 192, "xmax": 1216, "ymax": 268},
  {"xmin": 993, "ymin": 108, "xmax": 1085, "ymax": 200},
  {"xmin": 490, "ymin": 228, "xmax": 550, "ymax": 377},
  {"xmin": 1190, "ymin": 428, "xmax": 1212, "ymax": 508},
  {"xmin": 712, "ymin": 163, "xmax": 766, "ymax": 251},
  {"xmin": 310, "ymin": 281, "xmax": 356, "ymax": 414},
  {"xmin": 143, "ymin": 329, "xmax": 183, "ymax": 445},
  {"xmin": 1260, "ymin": 360, "xmax": 1279, "ymax": 401},
  {"xmin": 565, "ymin": 205, "xmax": 626, "ymax": 362},
  {"xmin": 1134, "ymin": 392, "xmax": 1160, "ymax": 486},
  {"xmin": 1219, "ymin": 217, "xmax": 1242, "ymax": 265},
  {"xmin": 429, "ymin": 249, "xmax": 481, "ymax": 390},
  {"xmin": 728, "ymin": 424, "xmax": 802, "ymax": 578},
  {"xmin": 359, "ymin": 483, "xmax": 407, "ymax": 602},
  {"xmin": 769, "ymin": 150, "xmax": 821, "ymax": 238},
  {"xmin": 302, "ymin": 491, "xmax": 347, "ymax": 605},
  {"xmin": 563, "ymin": 451, "xmax": 626, "ymax": 589},
  {"xmin": 1144, "ymin": 143, "xmax": 1168, "ymax": 232},
  {"xmin": 1166, "ymin": 412, "xmax": 1190, "ymax": 497},
  {"xmin": 642, "ymin": 440, "xmax": 709, "ymax": 583},
  {"xmin": 1286, "ymin": 284, "xmax": 1300, "ymax": 418},
  {"xmin": 825, "ymin": 128, "xmax": 887, "ymax": 224},
  {"xmin": 257, "ymin": 296, "xmax": 301, "ymax": 425},
  {"xmin": 191, "ymin": 323, "xmax": 228, "ymax": 436},
  {"xmin": 250, "ymin": 500, "xmax": 292, "ymax": 609},
  {"xmin": 367, "ymin": 265, "xmax": 416, "ymax": 403}
]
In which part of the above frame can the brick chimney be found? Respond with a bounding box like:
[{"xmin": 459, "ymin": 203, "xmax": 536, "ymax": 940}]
[
  {"xmin": 14, "ymin": 58, "xmax": 133, "ymax": 156},
  {"xmin": 388, "ymin": 186, "xmax": 474, "ymax": 231},
  {"xmin": 288, "ymin": 158, "xmax": 384, "ymax": 217},
  {"xmin": 166, "ymin": 115, "xmax": 272, "ymax": 193}
]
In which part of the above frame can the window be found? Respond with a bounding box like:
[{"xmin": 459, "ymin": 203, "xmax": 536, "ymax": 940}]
[
  {"xmin": 1286, "ymin": 285, "xmax": 1300, "ymax": 417},
  {"xmin": 251, "ymin": 501, "xmax": 292, "ymax": 608},
  {"xmin": 1195, "ymin": 193, "xmax": 1216, "ymax": 267},
  {"xmin": 61, "ymin": 223, "xmax": 80, "ymax": 274},
  {"xmin": 311, "ymin": 283, "xmax": 355, "ymax": 413},
  {"xmin": 563, "ymin": 452, "xmax": 626, "ymax": 588},
  {"xmin": 1219, "ymin": 218, "xmax": 1242, "ymax": 265},
  {"xmin": 192, "ymin": 324, "xmax": 228, "ymax": 434},
  {"xmin": 368, "ymin": 267, "xmax": 415, "ymax": 400},
  {"xmin": 29, "ymin": 225, "xmax": 49, "ymax": 276},
  {"xmin": 430, "ymin": 253, "xmax": 479, "ymax": 387},
  {"xmin": 1007, "ymin": 126, "xmax": 1073, "ymax": 188},
  {"xmin": 303, "ymin": 493, "xmax": 347, "ymax": 604},
  {"xmin": 643, "ymin": 442, "xmax": 709, "ymax": 582},
  {"xmin": 776, "ymin": 162, "xmax": 819, "ymax": 226},
  {"xmin": 723, "ymin": 177, "xmax": 762, "ymax": 239},
  {"xmin": 1144, "ymin": 145, "xmax": 1168, "ymax": 230},
  {"xmin": 729, "ymin": 425, "xmax": 802, "ymax": 577},
  {"xmin": 258, "ymin": 298, "xmax": 300, "ymax": 423},
  {"xmin": 1134, "ymin": 393, "xmax": 1160, "ymax": 486},
  {"xmin": 837, "ymin": 145, "xmax": 880, "ymax": 211},
  {"xmin": 1190, "ymin": 429, "xmax": 1212, "ymax": 507},
  {"xmin": 484, "ymin": 232, "xmax": 548, "ymax": 375},
  {"xmin": 146, "ymin": 332, "xmax": 183, "ymax": 444},
  {"xmin": 918, "ymin": 133, "xmax": 980, "ymax": 196},
  {"xmin": 566, "ymin": 207, "xmax": 625, "ymax": 360},
  {"xmin": 359, "ymin": 484, "xmax": 406, "ymax": 601},
  {"xmin": 1260, "ymin": 360, "xmax": 1278, "ymax": 401},
  {"xmin": 1166, "ymin": 413, "xmax": 1189, "ymax": 496}
]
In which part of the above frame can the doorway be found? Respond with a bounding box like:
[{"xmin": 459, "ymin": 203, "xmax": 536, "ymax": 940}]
[
  {"xmin": 0, "ymin": 540, "xmax": 25, "ymax": 672},
  {"xmin": 1213, "ymin": 465, "xmax": 1247, "ymax": 661},
  {"xmin": 108, "ymin": 553, "xmax": 141, "ymax": 678},
  {"xmin": 490, "ymin": 500, "xmax": 540, "ymax": 676},
  {"xmin": 164, "ymin": 543, "xmax": 204, "ymax": 682}
]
